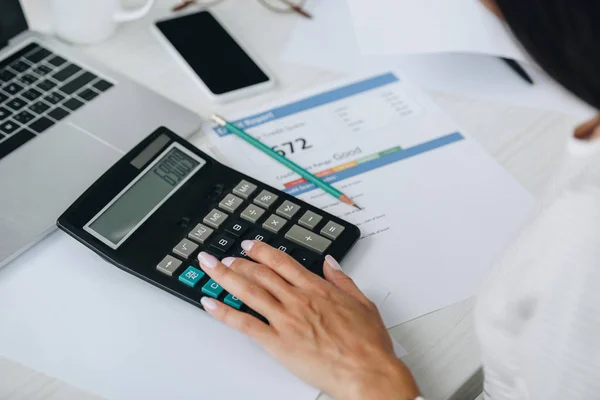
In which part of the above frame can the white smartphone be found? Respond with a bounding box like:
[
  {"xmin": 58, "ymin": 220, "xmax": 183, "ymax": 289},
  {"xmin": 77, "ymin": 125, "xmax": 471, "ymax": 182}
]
[{"xmin": 153, "ymin": 10, "xmax": 275, "ymax": 103}]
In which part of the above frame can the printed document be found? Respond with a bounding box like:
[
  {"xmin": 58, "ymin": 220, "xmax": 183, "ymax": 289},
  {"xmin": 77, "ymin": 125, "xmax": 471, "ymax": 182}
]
[{"xmin": 203, "ymin": 71, "xmax": 534, "ymax": 327}]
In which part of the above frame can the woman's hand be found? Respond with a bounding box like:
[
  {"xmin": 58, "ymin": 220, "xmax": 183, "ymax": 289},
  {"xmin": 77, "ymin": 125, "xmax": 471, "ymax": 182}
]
[{"xmin": 197, "ymin": 241, "xmax": 420, "ymax": 400}]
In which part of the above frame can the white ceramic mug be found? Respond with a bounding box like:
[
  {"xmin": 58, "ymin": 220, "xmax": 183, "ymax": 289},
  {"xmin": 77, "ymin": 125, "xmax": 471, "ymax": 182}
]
[{"xmin": 50, "ymin": 0, "xmax": 155, "ymax": 45}]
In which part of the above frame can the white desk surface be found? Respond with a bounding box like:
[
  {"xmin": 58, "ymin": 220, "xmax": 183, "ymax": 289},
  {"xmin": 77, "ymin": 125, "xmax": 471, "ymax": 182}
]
[{"xmin": 0, "ymin": 1, "xmax": 586, "ymax": 399}]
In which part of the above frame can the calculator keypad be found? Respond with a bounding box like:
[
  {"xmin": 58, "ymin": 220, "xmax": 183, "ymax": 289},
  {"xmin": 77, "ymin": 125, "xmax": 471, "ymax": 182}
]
[
  {"xmin": 203, "ymin": 208, "xmax": 228, "ymax": 228},
  {"xmin": 157, "ymin": 255, "xmax": 182, "ymax": 276},
  {"xmin": 298, "ymin": 210, "xmax": 323, "ymax": 230},
  {"xmin": 188, "ymin": 223, "xmax": 214, "ymax": 244},
  {"xmin": 320, "ymin": 221, "xmax": 345, "ymax": 240},
  {"xmin": 254, "ymin": 189, "xmax": 278, "ymax": 209},
  {"xmin": 263, "ymin": 214, "xmax": 288, "ymax": 233},
  {"xmin": 210, "ymin": 234, "xmax": 236, "ymax": 253},
  {"xmin": 241, "ymin": 203, "xmax": 266, "ymax": 223},
  {"xmin": 233, "ymin": 180, "xmax": 257, "ymax": 199},
  {"xmin": 224, "ymin": 219, "xmax": 250, "ymax": 237},
  {"xmin": 156, "ymin": 179, "xmax": 351, "ymax": 317},
  {"xmin": 219, "ymin": 194, "xmax": 244, "ymax": 213},
  {"xmin": 178, "ymin": 266, "xmax": 205, "ymax": 288},
  {"xmin": 276, "ymin": 200, "xmax": 301, "ymax": 219},
  {"xmin": 202, "ymin": 279, "xmax": 224, "ymax": 298},
  {"xmin": 224, "ymin": 293, "xmax": 243, "ymax": 310},
  {"xmin": 173, "ymin": 238, "xmax": 199, "ymax": 259},
  {"xmin": 285, "ymin": 225, "xmax": 332, "ymax": 254}
]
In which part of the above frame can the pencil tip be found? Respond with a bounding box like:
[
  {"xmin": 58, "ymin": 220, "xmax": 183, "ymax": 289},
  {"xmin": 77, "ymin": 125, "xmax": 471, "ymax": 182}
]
[
  {"xmin": 211, "ymin": 114, "xmax": 227, "ymax": 126},
  {"xmin": 353, "ymin": 204, "xmax": 363, "ymax": 211}
]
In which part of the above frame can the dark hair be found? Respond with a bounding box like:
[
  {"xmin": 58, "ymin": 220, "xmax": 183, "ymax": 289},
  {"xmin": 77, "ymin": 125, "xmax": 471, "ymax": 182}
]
[{"xmin": 496, "ymin": 1, "xmax": 600, "ymax": 110}]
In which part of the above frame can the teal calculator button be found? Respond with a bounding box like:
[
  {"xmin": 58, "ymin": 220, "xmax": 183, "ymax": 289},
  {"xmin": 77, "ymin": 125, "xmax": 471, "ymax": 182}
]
[
  {"xmin": 202, "ymin": 279, "xmax": 224, "ymax": 298},
  {"xmin": 178, "ymin": 266, "xmax": 205, "ymax": 288},
  {"xmin": 224, "ymin": 293, "xmax": 243, "ymax": 310}
]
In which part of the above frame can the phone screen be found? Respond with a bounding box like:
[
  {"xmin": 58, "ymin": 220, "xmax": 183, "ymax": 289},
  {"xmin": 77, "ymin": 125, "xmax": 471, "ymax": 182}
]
[{"xmin": 156, "ymin": 11, "xmax": 270, "ymax": 95}]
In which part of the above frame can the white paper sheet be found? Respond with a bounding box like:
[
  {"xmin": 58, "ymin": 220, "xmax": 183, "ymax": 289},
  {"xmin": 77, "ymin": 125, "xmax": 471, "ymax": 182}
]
[
  {"xmin": 281, "ymin": 0, "xmax": 594, "ymax": 118},
  {"xmin": 347, "ymin": 0, "xmax": 528, "ymax": 61},
  {"xmin": 0, "ymin": 233, "xmax": 319, "ymax": 400},
  {"xmin": 202, "ymin": 70, "xmax": 535, "ymax": 328}
]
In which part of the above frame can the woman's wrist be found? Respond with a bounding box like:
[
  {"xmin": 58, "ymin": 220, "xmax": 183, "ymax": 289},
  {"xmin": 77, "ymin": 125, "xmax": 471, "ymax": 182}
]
[{"xmin": 343, "ymin": 355, "xmax": 421, "ymax": 400}]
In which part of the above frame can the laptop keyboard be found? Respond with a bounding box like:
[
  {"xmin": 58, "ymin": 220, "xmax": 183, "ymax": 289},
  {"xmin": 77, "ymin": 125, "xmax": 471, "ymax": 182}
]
[{"xmin": 0, "ymin": 43, "xmax": 114, "ymax": 161}]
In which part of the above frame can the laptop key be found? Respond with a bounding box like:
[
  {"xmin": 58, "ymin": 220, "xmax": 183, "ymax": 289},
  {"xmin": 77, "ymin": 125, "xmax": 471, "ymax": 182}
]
[
  {"xmin": 32, "ymin": 65, "xmax": 53, "ymax": 76},
  {"xmin": 0, "ymin": 69, "xmax": 16, "ymax": 83},
  {"xmin": 25, "ymin": 47, "xmax": 51, "ymax": 64},
  {"xmin": 0, "ymin": 107, "xmax": 11, "ymax": 121},
  {"xmin": 44, "ymin": 91, "xmax": 65, "ymax": 105},
  {"xmin": 47, "ymin": 55, "xmax": 66, "ymax": 67},
  {"xmin": 0, "ymin": 92, "xmax": 7, "ymax": 103},
  {"xmin": 0, "ymin": 129, "xmax": 36, "ymax": 160},
  {"xmin": 52, "ymin": 63, "xmax": 81, "ymax": 82},
  {"xmin": 93, "ymin": 79, "xmax": 113, "ymax": 92},
  {"xmin": 77, "ymin": 88, "xmax": 99, "ymax": 101},
  {"xmin": 37, "ymin": 79, "xmax": 57, "ymax": 91},
  {"xmin": 0, "ymin": 120, "xmax": 19, "ymax": 135},
  {"xmin": 48, "ymin": 107, "xmax": 69, "ymax": 121},
  {"xmin": 6, "ymin": 98, "xmax": 27, "ymax": 111},
  {"xmin": 3, "ymin": 82, "xmax": 24, "ymax": 95},
  {"xmin": 63, "ymin": 98, "xmax": 84, "ymax": 111},
  {"xmin": 59, "ymin": 71, "xmax": 96, "ymax": 95},
  {"xmin": 29, "ymin": 101, "xmax": 50, "ymax": 114},
  {"xmin": 22, "ymin": 88, "xmax": 43, "ymax": 101},
  {"xmin": 14, "ymin": 111, "xmax": 35, "ymax": 124},
  {"xmin": 10, "ymin": 60, "xmax": 31, "ymax": 73},
  {"xmin": 18, "ymin": 73, "xmax": 39, "ymax": 85},
  {"xmin": 28, "ymin": 117, "xmax": 55, "ymax": 133}
]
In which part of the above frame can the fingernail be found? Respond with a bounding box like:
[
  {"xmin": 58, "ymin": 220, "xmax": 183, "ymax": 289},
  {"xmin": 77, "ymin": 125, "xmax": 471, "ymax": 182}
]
[
  {"xmin": 198, "ymin": 252, "xmax": 219, "ymax": 269},
  {"xmin": 201, "ymin": 297, "xmax": 218, "ymax": 311},
  {"xmin": 241, "ymin": 240, "xmax": 255, "ymax": 251},
  {"xmin": 221, "ymin": 257, "xmax": 236, "ymax": 267},
  {"xmin": 325, "ymin": 254, "xmax": 342, "ymax": 271}
]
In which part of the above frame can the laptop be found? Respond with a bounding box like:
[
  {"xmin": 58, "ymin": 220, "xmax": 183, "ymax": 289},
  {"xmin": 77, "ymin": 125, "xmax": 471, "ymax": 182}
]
[{"xmin": 0, "ymin": 1, "xmax": 203, "ymax": 268}]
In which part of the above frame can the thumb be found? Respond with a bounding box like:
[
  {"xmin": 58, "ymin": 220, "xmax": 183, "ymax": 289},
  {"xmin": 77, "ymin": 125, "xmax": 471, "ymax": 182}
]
[{"xmin": 323, "ymin": 255, "xmax": 371, "ymax": 307}]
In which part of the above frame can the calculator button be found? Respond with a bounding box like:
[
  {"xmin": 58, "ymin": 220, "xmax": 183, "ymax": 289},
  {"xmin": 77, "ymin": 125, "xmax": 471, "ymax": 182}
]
[
  {"xmin": 237, "ymin": 247, "xmax": 250, "ymax": 259},
  {"xmin": 292, "ymin": 248, "xmax": 319, "ymax": 269},
  {"xmin": 224, "ymin": 219, "xmax": 250, "ymax": 237},
  {"xmin": 224, "ymin": 293, "xmax": 243, "ymax": 310},
  {"xmin": 203, "ymin": 208, "xmax": 229, "ymax": 229},
  {"xmin": 285, "ymin": 225, "xmax": 332, "ymax": 254},
  {"xmin": 240, "ymin": 204, "xmax": 265, "ymax": 223},
  {"xmin": 178, "ymin": 266, "xmax": 205, "ymax": 288},
  {"xmin": 188, "ymin": 223, "xmax": 214, "ymax": 244},
  {"xmin": 276, "ymin": 200, "xmax": 301, "ymax": 219},
  {"xmin": 254, "ymin": 190, "xmax": 278, "ymax": 209},
  {"xmin": 271, "ymin": 240, "xmax": 295, "ymax": 254},
  {"xmin": 298, "ymin": 211, "xmax": 323, "ymax": 230},
  {"xmin": 320, "ymin": 221, "xmax": 346, "ymax": 240},
  {"xmin": 210, "ymin": 234, "xmax": 236, "ymax": 253},
  {"xmin": 233, "ymin": 180, "xmax": 257, "ymax": 199},
  {"xmin": 202, "ymin": 279, "xmax": 224, "ymax": 298},
  {"xmin": 218, "ymin": 193, "xmax": 244, "ymax": 213},
  {"xmin": 173, "ymin": 238, "xmax": 199, "ymax": 259},
  {"xmin": 157, "ymin": 255, "xmax": 182, "ymax": 276},
  {"xmin": 262, "ymin": 214, "xmax": 288, "ymax": 234},
  {"xmin": 245, "ymin": 229, "xmax": 272, "ymax": 243}
]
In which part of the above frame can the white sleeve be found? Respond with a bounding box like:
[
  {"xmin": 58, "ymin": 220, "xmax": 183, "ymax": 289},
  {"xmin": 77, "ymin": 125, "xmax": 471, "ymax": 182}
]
[{"xmin": 475, "ymin": 183, "xmax": 600, "ymax": 400}]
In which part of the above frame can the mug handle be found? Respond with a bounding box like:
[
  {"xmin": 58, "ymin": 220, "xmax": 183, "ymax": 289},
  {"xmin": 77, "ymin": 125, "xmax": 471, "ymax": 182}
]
[{"xmin": 113, "ymin": 0, "xmax": 155, "ymax": 22}]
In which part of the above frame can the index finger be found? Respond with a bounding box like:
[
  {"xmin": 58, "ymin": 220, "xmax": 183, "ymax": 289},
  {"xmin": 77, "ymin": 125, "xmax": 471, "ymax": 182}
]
[{"xmin": 241, "ymin": 240, "xmax": 321, "ymax": 287}]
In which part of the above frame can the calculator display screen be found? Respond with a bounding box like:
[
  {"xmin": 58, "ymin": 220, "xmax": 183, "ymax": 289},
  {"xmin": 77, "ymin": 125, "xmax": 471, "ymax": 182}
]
[{"xmin": 85, "ymin": 144, "xmax": 205, "ymax": 249}]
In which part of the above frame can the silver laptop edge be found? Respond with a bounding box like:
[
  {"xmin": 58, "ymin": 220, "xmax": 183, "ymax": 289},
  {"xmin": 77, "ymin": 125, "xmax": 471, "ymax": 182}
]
[{"xmin": 0, "ymin": 25, "xmax": 203, "ymax": 268}]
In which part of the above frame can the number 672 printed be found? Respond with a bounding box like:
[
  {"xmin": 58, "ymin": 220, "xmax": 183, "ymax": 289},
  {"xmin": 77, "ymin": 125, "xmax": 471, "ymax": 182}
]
[{"xmin": 271, "ymin": 138, "xmax": 312, "ymax": 157}]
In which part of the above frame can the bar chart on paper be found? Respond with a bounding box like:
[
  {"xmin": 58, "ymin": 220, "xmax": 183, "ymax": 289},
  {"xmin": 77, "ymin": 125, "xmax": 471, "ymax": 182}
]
[{"xmin": 283, "ymin": 132, "xmax": 464, "ymax": 196}]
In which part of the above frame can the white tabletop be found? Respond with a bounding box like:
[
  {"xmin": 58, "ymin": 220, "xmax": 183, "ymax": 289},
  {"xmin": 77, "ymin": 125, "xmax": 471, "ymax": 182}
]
[{"xmin": 0, "ymin": 1, "xmax": 588, "ymax": 399}]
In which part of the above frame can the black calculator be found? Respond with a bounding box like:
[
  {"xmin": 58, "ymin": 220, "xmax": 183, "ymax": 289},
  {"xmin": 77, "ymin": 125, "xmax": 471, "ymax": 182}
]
[{"xmin": 58, "ymin": 127, "xmax": 360, "ymax": 317}]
